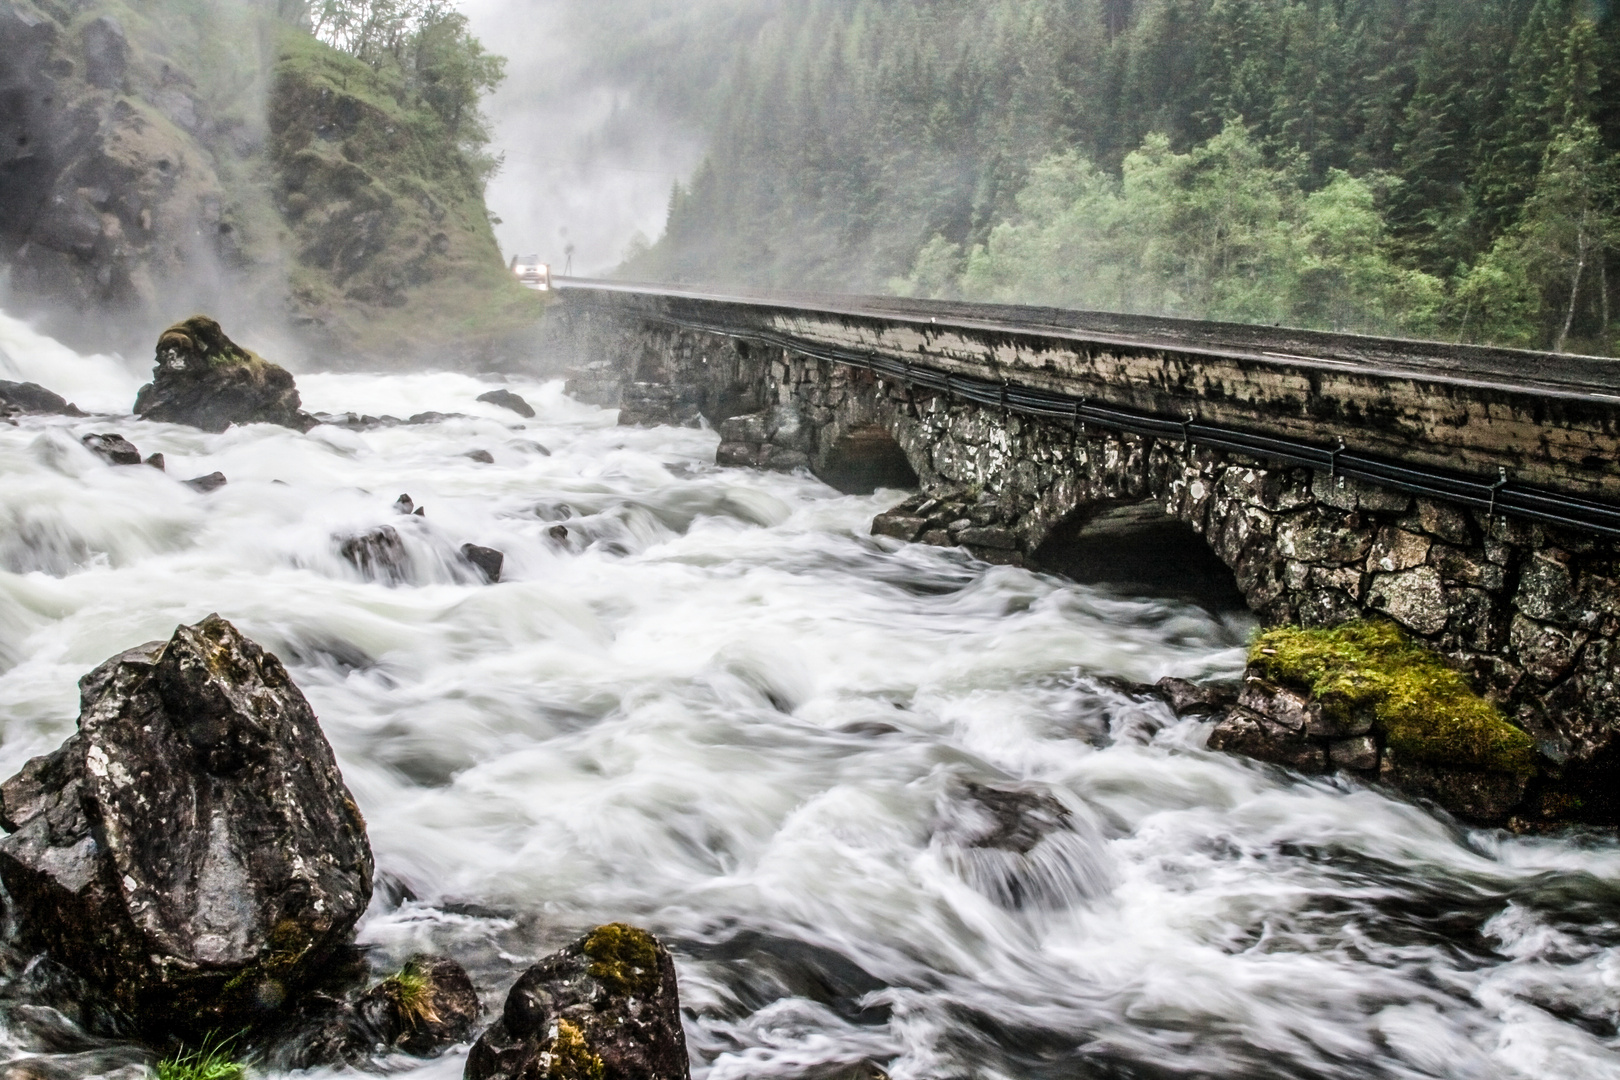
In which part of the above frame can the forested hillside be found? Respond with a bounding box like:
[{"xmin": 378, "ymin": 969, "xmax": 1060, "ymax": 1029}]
[{"xmin": 623, "ymin": 0, "xmax": 1620, "ymax": 354}]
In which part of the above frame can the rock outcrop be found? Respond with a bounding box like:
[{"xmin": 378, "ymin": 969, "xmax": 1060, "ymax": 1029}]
[
  {"xmin": 133, "ymin": 317, "xmax": 313, "ymax": 432},
  {"xmin": 1204, "ymin": 621, "xmax": 1548, "ymax": 824},
  {"xmin": 466, "ymin": 923, "xmax": 688, "ymax": 1080},
  {"xmin": 0, "ymin": 615, "xmax": 374, "ymax": 1037},
  {"xmin": 0, "ymin": 380, "xmax": 82, "ymax": 417}
]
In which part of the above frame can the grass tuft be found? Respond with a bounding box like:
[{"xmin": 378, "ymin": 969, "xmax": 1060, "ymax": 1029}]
[
  {"xmin": 1249, "ymin": 620, "xmax": 1537, "ymax": 775},
  {"xmin": 155, "ymin": 1033, "xmax": 246, "ymax": 1080},
  {"xmin": 388, "ymin": 959, "xmax": 439, "ymax": 1028}
]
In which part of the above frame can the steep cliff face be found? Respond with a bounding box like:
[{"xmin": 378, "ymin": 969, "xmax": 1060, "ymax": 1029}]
[{"xmin": 0, "ymin": 0, "xmax": 538, "ymax": 363}]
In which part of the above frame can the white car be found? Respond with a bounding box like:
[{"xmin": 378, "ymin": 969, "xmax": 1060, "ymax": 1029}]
[{"xmin": 510, "ymin": 255, "xmax": 550, "ymax": 290}]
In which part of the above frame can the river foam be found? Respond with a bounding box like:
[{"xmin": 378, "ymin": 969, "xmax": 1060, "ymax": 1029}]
[{"xmin": 0, "ymin": 327, "xmax": 1617, "ymax": 1079}]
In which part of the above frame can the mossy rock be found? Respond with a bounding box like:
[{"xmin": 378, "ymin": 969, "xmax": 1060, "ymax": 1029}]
[
  {"xmin": 1249, "ymin": 621, "xmax": 1536, "ymax": 776},
  {"xmin": 583, "ymin": 922, "xmax": 660, "ymax": 998}
]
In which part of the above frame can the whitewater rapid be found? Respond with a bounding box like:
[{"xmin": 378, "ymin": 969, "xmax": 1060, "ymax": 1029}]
[{"xmin": 1, "ymin": 320, "xmax": 1618, "ymax": 1079}]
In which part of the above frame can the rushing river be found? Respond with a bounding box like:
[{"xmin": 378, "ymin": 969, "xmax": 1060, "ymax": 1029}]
[{"xmin": 2, "ymin": 311, "xmax": 1619, "ymax": 1080}]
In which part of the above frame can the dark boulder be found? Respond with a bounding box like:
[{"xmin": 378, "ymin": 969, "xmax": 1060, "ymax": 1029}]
[
  {"xmin": 1154, "ymin": 676, "xmax": 1237, "ymax": 718},
  {"xmin": 0, "ymin": 380, "xmax": 82, "ymax": 417},
  {"xmin": 340, "ymin": 526, "xmax": 410, "ymax": 583},
  {"xmin": 182, "ymin": 471, "xmax": 227, "ymax": 493},
  {"xmin": 133, "ymin": 317, "xmax": 315, "ymax": 433},
  {"xmin": 144, "ymin": 453, "xmax": 165, "ymax": 471},
  {"xmin": 460, "ymin": 544, "xmax": 503, "ymax": 583},
  {"xmin": 465, "ymin": 449, "xmax": 495, "ymax": 464},
  {"xmin": 0, "ymin": 615, "xmax": 374, "ymax": 1038},
  {"xmin": 476, "ymin": 389, "xmax": 534, "ymax": 418},
  {"xmin": 81, "ymin": 433, "xmax": 142, "ymax": 465},
  {"xmin": 466, "ymin": 923, "xmax": 688, "ymax": 1080}
]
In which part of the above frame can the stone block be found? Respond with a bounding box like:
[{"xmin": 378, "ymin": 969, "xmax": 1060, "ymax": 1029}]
[
  {"xmin": 1515, "ymin": 548, "xmax": 1578, "ymax": 625},
  {"xmin": 1415, "ymin": 498, "xmax": 1473, "ymax": 545},
  {"xmin": 1328, "ymin": 736, "xmax": 1378, "ymax": 771},
  {"xmin": 1509, "ymin": 614, "xmax": 1585, "ymax": 684},
  {"xmin": 957, "ymin": 525, "xmax": 1018, "ymax": 550},
  {"xmin": 1236, "ymin": 680, "xmax": 1314, "ymax": 732},
  {"xmin": 1430, "ymin": 544, "xmax": 1506, "ymax": 592},
  {"xmin": 1378, "ymin": 751, "xmax": 1528, "ymax": 824},
  {"xmin": 919, "ymin": 529, "xmax": 952, "ymax": 546},
  {"xmin": 1367, "ymin": 567, "xmax": 1449, "ymax": 635},
  {"xmin": 763, "ymin": 447, "xmax": 809, "ymax": 471},
  {"xmin": 717, "ymin": 413, "xmax": 770, "ymax": 443},
  {"xmin": 716, "ymin": 442, "xmax": 761, "ymax": 467},
  {"xmin": 1207, "ymin": 708, "xmax": 1327, "ymax": 774},
  {"xmin": 1275, "ymin": 507, "xmax": 1371, "ymax": 565},
  {"xmin": 871, "ymin": 514, "xmax": 925, "ymax": 542},
  {"xmin": 1368, "ymin": 527, "xmax": 1430, "ymax": 572}
]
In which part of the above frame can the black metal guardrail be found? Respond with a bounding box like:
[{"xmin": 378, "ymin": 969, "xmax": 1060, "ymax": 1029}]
[{"xmin": 635, "ymin": 309, "xmax": 1620, "ymax": 539}]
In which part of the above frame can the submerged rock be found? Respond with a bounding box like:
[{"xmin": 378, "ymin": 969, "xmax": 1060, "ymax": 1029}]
[
  {"xmin": 340, "ymin": 526, "xmax": 410, "ymax": 583},
  {"xmin": 182, "ymin": 471, "xmax": 227, "ymax": 493},
  {"xmin": 466, "ymin": 923, "xmax": 688, "ymax": 1080},
  {"xmin": 0, "ymin": 380, "xmax": 83, "ymax": 417},
  {"xmin": 461, "ymin": 544, "xmax": 503, "ymax": 583},
  {"xmin": 81, "ymin": 433, "xmax": 142, "ymax": 465},
  {"xmin": 476, "ymin": 389, "xmax": 534, "ymax": 418},
  {"xmin": 133, "ymin": 317, "xmax": 315, "ymax": 433},
  {"xmin": 0, "ymin": 615, "xmax": 373, "ymax": 1038}
]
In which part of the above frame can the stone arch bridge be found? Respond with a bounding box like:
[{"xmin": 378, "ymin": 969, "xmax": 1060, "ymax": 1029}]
[{"xmin": 543, "ymin": 280, "xmax": 1620, "ymax": 795}]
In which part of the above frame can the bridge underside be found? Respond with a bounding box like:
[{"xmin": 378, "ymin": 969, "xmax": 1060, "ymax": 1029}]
[{"xmin": 548, "ymin": 302, "xmax": 1620, "ymax": 823}]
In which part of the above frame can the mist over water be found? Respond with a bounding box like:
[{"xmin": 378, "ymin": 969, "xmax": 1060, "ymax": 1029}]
[{"xmin": 1, "ymin": 324, "xmax": 1619, "ymax": 1079}]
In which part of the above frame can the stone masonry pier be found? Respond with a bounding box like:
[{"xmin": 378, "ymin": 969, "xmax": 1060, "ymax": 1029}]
[{"xmin": 544, "ymin": 280, "xmax": 1620, "ymax": 814}]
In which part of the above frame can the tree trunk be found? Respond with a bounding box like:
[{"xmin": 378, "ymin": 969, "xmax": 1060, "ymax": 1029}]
[{"xmin": 1557, "ymin": 228, "xmax": 1589, "ymax": 353}]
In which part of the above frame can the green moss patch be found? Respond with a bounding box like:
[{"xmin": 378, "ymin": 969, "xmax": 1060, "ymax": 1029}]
[
  {"xmin": 545, "ymin": 1019, "xmax": 604, "ymax": 1080},
  {"xmin": 1250, "ymin": 621, "xmax": 1536, "ymax": 776},
  {"xmin": 583, "ymin": 923, "xmax": 659, "ymax": 998}
]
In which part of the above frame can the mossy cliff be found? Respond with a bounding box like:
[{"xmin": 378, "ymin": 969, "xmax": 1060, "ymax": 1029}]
[{"xmin": 0, "ymin": 0, "xmax": 540, "ymax": 363}]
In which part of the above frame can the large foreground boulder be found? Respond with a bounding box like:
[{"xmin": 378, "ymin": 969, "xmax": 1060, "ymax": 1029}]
[
  {"xmin": 133, "ymin": 317, "xmax": 315, "ymax": 432},
  {"xmin": 0, "ymin": 615, "xmax": 373, "ymax": 1036},
  {"xmin": 467, "ymin": 924, "xmax": 688, "ymax": 1080}
]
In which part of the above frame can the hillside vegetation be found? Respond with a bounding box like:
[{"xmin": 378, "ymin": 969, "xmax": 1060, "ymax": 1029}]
[
  {"xmin": 0, "ymin": 0, "xmax": 537, "ymax": 362},
  {"xmin": 623, "ymin": 0, "xmax": 1620, "ymax": 354}
]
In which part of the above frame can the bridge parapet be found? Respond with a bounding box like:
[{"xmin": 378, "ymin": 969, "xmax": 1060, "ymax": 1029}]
[{"xmin": 545, "ymin": 281, "xmax": 1620, "ymax": 823}]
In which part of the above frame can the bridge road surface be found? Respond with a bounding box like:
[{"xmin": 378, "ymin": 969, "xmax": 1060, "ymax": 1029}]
[{"xmin": 549, "ymin": 277, "xmax": 1620, "ymax": 528}]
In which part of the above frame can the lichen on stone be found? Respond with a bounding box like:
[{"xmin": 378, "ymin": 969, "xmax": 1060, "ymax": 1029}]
[
  {"xmin": 1249, "ymin": 620, "xmax": 1537, "ymax": 776},
  {"xmin": 543, "ymin": 1019, "xmax": 603, "ymax": 1080},
  {"xmin": 583, "ymin": 922, "xmax": 659, "ymax": 998}
]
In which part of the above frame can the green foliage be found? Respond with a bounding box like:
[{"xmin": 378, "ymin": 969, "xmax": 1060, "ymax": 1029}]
[
  {"xmin": 294, "ymin": 0, "xmax": 505, "ymax": 172},
  {"xmin": 583, "ymin": 922, "xmax": 659, "ymax": 998},
  {"xmin": 624, "ymin": 0, "xmax": 1620, "ymax": 353},
  {"xmin": 1250, "ymin": 621, "xmax": 1538, "ymax": 776},
  {"xmin": 155, "ymin": 1034, "xmax": 245, "ymax": 1080}
]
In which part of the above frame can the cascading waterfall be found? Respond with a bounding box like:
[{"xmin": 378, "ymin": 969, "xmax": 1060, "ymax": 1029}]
[{"xmin": 0, "ymin": 315, "xmax": 1616, "ymax": 1079}]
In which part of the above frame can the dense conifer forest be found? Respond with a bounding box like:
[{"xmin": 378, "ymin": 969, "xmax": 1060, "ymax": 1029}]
[{"xmin": 612, "ymin": 0, "xmax": 1620, "ymax": 353}]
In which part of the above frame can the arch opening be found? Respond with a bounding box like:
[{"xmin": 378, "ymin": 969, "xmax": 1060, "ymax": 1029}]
[
  {"xmin": 1034, "ymin": 500, "xmax": 1247, "ymax": 612},
  {"xmin": 817, "ymin": 425, "xmax": 921, "ymax": 495}
]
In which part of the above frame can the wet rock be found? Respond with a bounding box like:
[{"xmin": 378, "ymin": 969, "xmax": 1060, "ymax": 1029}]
[
  {"xmin": 869, "ymin": 513, "xmax": 924, "ymax": 542},
  {"xmin": 144, "ymin": 453, "xmax": 165, "ymax": 471},
  {"xmin": 80, "ymin": 433, "xmax": 141, "ymax": 465},
  {"xmin": 461, "ymin": 543, "xmax": 503, "ymax": 583},
  {"xmin": 1379, "ymin": 751, "xmax": 1529, "ymax": 823},
  {"xmin": 465, "ymin": 449, "xmax": 495, "ymax": 464},
  {"xmin": 1154, "ymin": 676, "xmax": 1237, "ymax": 717},
  {"xmin": 1208, "ymin": 705, "xmax": 1327, "ymax": 773},
  {"xmin": 0, "ymin": 380, "xmax": 82, "ymax": 417},
  {"xmin": 340, "ymin": 526, "xmax": 410, "ymax": 583},
  {"xmin": 394, "ymin": 494, "xmax": 417, "ymax": 514},
  {"xmin": 182, "ymin": 471, "xmax": 227, "ymax": 493},
  {"xmin": 362, "ymin": 955, "xmax": 480, "ymax": 1056},
  {"xmin": 466, "ymin": 923, "xmax": 688, "ymax": 1080},
  {"xmin": 81, "ymin": 16, "xmax": 128, "ymax": 91},
  {"xmin": 133, "ymin": 317, "xmax": 314, "ymax": 433},
  {"xmin": 0, "ymin": 616, "xmax": 373, "ymax": 1038},
  {"xmin": 476, "ymin": 389, "xmax": 534, "ymax": 418},
  {"xmin": 960, "ymin": 783, "xmax": 1070, "ymax": 854},
  {"xmin": 548, "ymin": 524, "xmax": 570, "ymax": 544}
]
